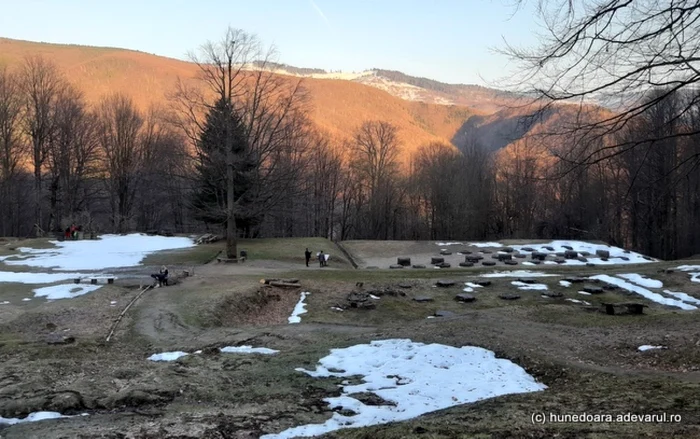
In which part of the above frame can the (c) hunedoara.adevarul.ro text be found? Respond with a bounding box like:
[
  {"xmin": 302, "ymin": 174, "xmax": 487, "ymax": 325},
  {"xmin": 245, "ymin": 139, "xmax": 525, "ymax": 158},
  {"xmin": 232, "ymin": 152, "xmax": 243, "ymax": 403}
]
[{"xmin": 531, "ymin": 412, "xmax": 682, "ymax": 424}]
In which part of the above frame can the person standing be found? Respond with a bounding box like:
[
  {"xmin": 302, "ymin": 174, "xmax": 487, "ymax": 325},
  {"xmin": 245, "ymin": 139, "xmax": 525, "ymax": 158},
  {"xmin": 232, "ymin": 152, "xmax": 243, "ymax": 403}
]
[
  {"xmin": 305, "ymin": 248, "xmax": 312, "ymax": 267},
  {"xmin": 318, "ymin": 250, "xmax": 325, "ymax": 267}
]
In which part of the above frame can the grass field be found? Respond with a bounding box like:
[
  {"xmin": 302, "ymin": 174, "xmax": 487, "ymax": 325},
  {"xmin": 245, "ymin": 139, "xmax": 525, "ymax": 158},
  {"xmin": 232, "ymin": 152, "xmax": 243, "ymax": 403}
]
[{"xmin": 1, "ymin": 237, "xmax": 699, "ymax": 438}]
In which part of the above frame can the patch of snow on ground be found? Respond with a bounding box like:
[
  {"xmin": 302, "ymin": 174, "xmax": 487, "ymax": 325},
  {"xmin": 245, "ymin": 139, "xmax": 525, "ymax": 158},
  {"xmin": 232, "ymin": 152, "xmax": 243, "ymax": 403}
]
[
  {"xmin": 436, "ymin": 242, "xmax": 463, "ymax": 246},
  {"xmin": 463, "ymin": 287, "xmax": 474, "ymax": 292},
  {"xmin": 507, "ymin": 241, "xmax": 656, "ymax": 265},
  {"xmin": 663, "ymin": 290, "xmax": 700, "ymax": 306},
  {"xmin": 33, "ymin": 284, "xmax": 102, "ymax": 300},
  {"xmin": 0, "ymin": 271, "xmax": 92, "ymax": 284},
  {"xmin": 370, "ymin": 294, "xmax": 380, "ymax": 300},
  {"xmin": 481, "ymin": 270, "xmax": 558, "ymax": 278},
  {"xmin": 0, "ymin": 301, "xmax": 9, "ymax": 304},
  {"xmin": 511, "ymin": 281, "xmax": 548, "ymax": 290},
  {"xmin": 260, "ymin": 339, "xmax": 546, "ymax": 439},
  {"xmin": 638, "ymin": 345, "xmax": 666, "ymax": 351},
  {"xmin": 465, "ymin": 282, "xmax": 483, "ymax": 288},
  {"xmin": 675, "ymin": 265, "xmax": 700, "ymax": 283},
  {"xmin": 0, "ymin": 411, "xmax": 84, "ymax": 425},
  {"xmin": 220, "ymin": 346, "xmax": 279, "ymax": 354},
  {"xmin": 590, "ymin": 275, "xmax": 696, "ymax": 310},
  {"xmin": 288, "ymin": 292, "xmax": 310, "ymax": 324},
  {"xmin": 559, "ymin": 280, "xmax": 572, "ymax": 287},
  {"xmin": 566, "ymin": 298, "xmax": 591, "ymax": 305},
  {"xmin": 469, "ymin": 242, "xmax": 502, "ymax": 247},
  {"xmin": 578, "ymin": 291, "xmax": 592, "ymax": 296},
  {"xmin": 148, "ymin": 351, "xmax": 189, "ymax": 362},
  {"xmin": 3, "ymin": 233, "xmax": 195, "ymax": 271},
  {"xmin": 617, "ymin": 274, "xmax": 663, "ymax": 289},
  {"xmin": 21, "ymin": 298, "xmax": 31, "ymax": 301}
]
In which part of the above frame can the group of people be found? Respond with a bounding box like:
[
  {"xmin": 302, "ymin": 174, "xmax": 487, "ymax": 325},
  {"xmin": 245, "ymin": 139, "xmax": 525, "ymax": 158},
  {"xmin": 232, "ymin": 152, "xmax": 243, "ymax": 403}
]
[
  {"xmin": 64, "ymin": 224, "xmax": 82, "ymax": 240},
  {"xmin": 305, "ymin": 248, "xmax": 329, "ymax": 267}
]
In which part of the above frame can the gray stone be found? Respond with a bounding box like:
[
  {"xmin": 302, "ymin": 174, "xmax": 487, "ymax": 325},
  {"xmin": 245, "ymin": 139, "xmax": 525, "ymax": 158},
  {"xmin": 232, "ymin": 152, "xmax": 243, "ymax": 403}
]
[
  {"xmin": 554, "ymin": 257, "xmax": 566, "ymax": 264},
  {"xmin": 586, "ymin": 263, "xmax": 596, "ymax": 267},
  {"xmin": 459, "ymin": 262, "xmax": 474, "ymax": 267},
  {"xmin": 397, "ymin": 257, "xmax": 411, "ymax": 267},
  {"xmin": 583, "ymin": 285, "xmax": 604, "ymax": 294},
  {"xmin": 430, "ymin": 257, "xmax": 444, "ymax": 264},
  {"xmin": 514, "ymin": 254, "xmax": 527, "ymax": 259},
  {"xmin": 435, "ymin": 280, "xmax": 456, "ymax": 287},
  {"xmin": 564, "ymin": 277, "xmax": 587, "ymax": 283},
  {"xmin": 517, "ymin": 278, "xmax": 536, "ymax": 284},
  {"xmin": 497, "ymin": 253, "xmax": 512, "ymax": 261},
  {"xmin": 580, "ymin": 251, "xmax": 591, "ymax": 257},
  {"xmin": 504, "ymin": 260, "xmax": 518, "ymax": 265},
  {"xmin": 531, "ymin": 252, "xmax": 547, "ymax": 261},
  {"xmin": 620, "ymin": 256, "xmax": 630, "ymax": 261},
  {"xmin": 562, "ymin": 245, "xmax": 574, "ymax": 250},
  {"xmin": 595, "ymin": 249, "xmax": 610, "ymax": 258},
  {"xmin": 499, "ymin": 294, "xmax": 520, "ymax": 300},
  {"xmin": 555, "ymin": 252, "xmax": 566, "ymax": 257},
  {"xmin": 439, "ymin": 250, "xmax": 452, "ymax": 256},
  {"xmin": 437, "ymin": 262, "xmax": 451, "ymax": 268},
  {"xmin": 476, "ymin": 280, "xmax": 492, "ymax": 287},
  {"xmin": 522, "ymin": 247, "xmax": 536, "ymax": 252},
  {"xmin": 434, "ymin": 310, "xmax": 456, "ymax": 317},
  {"xmin": 564, "ymin": 250, "xmax": 579, "ymax": 259},
  {"xmin": 544, "ymin": 246, "xmax": 555, "ymax": 251},
  {"xmin": 412, "ymin": 264, "xmax": 426, "ymax": 269},
  {"xmin": 482, "ymin": 261, "xmax": 496, "ymax": 266},
  {"xmin": 577, "ymin": 257, "xmax": 588, "ymax": 262},
  {"xmin": 501, "ymin": 247, "xmax": 515, "ymax": 253},
  {"xmin": 413, "ymin": 296, "xmax": 434, "ymax": 303},
  {"xmin": 398, "ymin": 282, "xmax": 413, "ymax": 288},
  {"xmin": 542, "ymin": 291, "xmax": 564, "ymax": 298},
  {"xmin": 455, "ymin": 293, "xmax": 476, "ymax": 302},
  {"xmin": 389, "ymin": 264, "xmax": 404, "ymax": 269}
]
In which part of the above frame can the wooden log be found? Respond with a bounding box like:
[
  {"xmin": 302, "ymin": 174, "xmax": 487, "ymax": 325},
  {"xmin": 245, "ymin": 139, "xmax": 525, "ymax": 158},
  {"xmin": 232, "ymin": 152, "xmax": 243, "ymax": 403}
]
[
  {"xmin": 431, "ymin": 257, "xmax": 444, "ymax": 264},
  {"xmin": 397, "ymin": 257, "xmax": 411, "ymax": 267},
  {"xmin": 106, "ymin": 285, "xmax": 152, "ymax": 342},
  {"xmin": 269, "ymin": 281, "xmax": 302, "ymax": 288}
]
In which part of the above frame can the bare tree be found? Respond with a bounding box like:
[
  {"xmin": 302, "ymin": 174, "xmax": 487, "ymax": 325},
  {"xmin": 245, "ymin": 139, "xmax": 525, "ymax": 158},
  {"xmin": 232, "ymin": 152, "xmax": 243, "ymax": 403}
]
[
  {"xmin": 96, "ymin": 94, "xmax": 145, "ymax": 233},
  {"xmin": 172, "ymin": 27, "xmax": 309, "ymax": 259},
  {"xmin": 0, "ymin": 67, "xmax": 26, "ymax": 235},
  {"xmin": 20, "ymin": 56, "xmax": 65, "ymax": 234},
  {"xmin": 503, "ymin": 0, "xmax": 700, "ymax": 169},
  {"xmin": 46, "ymin": 85, "xmax": 100, "ymax": 232}
]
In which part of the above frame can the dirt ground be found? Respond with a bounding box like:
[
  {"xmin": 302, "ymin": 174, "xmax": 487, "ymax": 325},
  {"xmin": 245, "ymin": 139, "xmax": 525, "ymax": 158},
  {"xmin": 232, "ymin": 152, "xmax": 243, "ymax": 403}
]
[{"xmin": 1, "ymin": 240, "xmax": 700, "ymax": 438}]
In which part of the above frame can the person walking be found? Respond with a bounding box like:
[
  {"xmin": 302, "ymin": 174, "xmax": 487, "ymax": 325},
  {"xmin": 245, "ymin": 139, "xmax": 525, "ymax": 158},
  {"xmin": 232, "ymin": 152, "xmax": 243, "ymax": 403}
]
[{"xmin": 305, "ymin": 248, "xmax": 312, "ymax": 267}]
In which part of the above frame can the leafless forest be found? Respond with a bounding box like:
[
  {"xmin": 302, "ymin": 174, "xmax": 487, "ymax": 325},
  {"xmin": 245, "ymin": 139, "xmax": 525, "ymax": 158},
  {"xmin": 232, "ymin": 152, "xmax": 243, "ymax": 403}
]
[{"xmin": 0, "ymin": 21, "xmax": 699, "ymax": 261}]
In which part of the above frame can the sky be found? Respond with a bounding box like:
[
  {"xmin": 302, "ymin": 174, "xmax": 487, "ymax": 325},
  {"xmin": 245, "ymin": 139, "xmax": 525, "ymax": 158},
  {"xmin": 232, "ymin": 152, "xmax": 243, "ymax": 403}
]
[{"xmin": 0, "ymin": 0, "xmax": 542, "ymax": 86}]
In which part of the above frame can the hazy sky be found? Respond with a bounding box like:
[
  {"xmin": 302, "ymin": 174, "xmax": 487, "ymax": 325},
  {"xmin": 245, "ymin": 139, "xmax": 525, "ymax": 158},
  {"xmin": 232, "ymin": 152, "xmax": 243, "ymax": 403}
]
[{"xmin": 0, "ymin": 0, "xmax": 541, "ymax": 85}]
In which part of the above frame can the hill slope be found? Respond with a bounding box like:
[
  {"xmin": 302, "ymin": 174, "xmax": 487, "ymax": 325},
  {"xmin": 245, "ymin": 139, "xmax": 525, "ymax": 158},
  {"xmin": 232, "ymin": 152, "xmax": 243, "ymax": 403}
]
[{"xmin": 0, "ymin": 38, "xmax": 487, "ymax": 157}]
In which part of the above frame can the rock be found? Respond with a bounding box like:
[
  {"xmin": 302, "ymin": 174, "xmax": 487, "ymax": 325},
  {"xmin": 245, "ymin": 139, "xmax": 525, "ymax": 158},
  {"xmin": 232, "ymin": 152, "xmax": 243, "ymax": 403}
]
[
  {"xmin": 531, "ymin": 252, "xmax": 547, "ymax": 261},
  {"xmin": 583, "ymin": 285, "xmax": 604, "ymax": 294},
  {"xmin": 482, "ymin": 261, "xmax": 496, "ymax": 266},
  {"xmin": 430, "ymin": 257, "xmax": 444, "ymax": 265},
  {"xmin": 544, "ymin": 246, "xmax": 555, "ymax": 251},
  {"xmin": 397, "ymin": 257, "xmax": 411, "ymax": 267},
  {"xmin": 514, "ymin": 254, "xmax": 527, "ymax": 259},
  {"xmin": 586, "ymin": 263, "xmax": 596, "ymax": 267},
  {"xmin": 499, "ymin": 294, "xmax": 520, "ymax": 300},
  {"xmin": 504, "ymin": 260, "xmax": 518, "ymax": 265},
  {"xmin": 531, "ymin": 260, "xmax": 542, "ymax": 265},
  {"xmin": 455, "ymin": 293, "xmax": 476, "ymax": 302},
  {"xmin": 554, "ymin": 258, "xmax": 566, "ymax": 264},
  {"xmin": 104, "ymin": 388, "xmax": 174, "ymax": 409},
  {"xmin": 497, "ymin": 253, "xmax": 512, "ymax": 261},
  {"xmin": 46, "ymin": 334, "xmax": 75, "ymax": 345},
  {"xmin": 435, "ymin": 280, "xmax": 456, "ymax": 287},
  {"xmin": 439, "ymin": 250, "xmax": 452, "ymax": 256},
  {"xmin": 476, "ymin": 280, "xmax": 492, "ymax": 287},
  {"xmin": 366, "ymin": 266, "xmax": 379, "ymax": 269},
  {"xmin": 643, "ymin": 256, "xmax": 655, "ymax": 261},
  {"xmin": 47, "ymin": 392, "xmax": 85, "ymax": 413},
  {"xmin": 601, "ymin": 302, "xmax": 646, "ymax": 315},
  {"xmin": 577, "ymin": 257, "xmax": 588, "ymax": 262},
  {"xmin": 517, "ymin": 278, "xmax": 536, "ymax": 284},
  {"xmin": 389, "ymin": 264, "xmax": 404, "ymax": 269},
  {"xmin": 437, "ymin": 262, "xmax": 451, "ymax": 268},
  {"xmin": 413, "ymin": 296, "xmax": 434, "ymax": 303},
  {"xmin": 434, "ymin": 310, "xmax": 456, "ymax": 317},
  {"xmin": 398, "ymin": 282, "xmax": 413, "ymax": 288},
  {"xmin": 501, "ymin": 247, "xmax": 515, "ymax": 253},
  {"xmin": 350, "ymin": 301, "xmax": 376, "ymax": 310},
  {"xmin": 624, "ymin": 250, "xmax": 631, "ymax": 254},
  {"xmin": 601, "ymin": 258, "xmax": 609, "ymax": 262},
  {"xmin": 459, "ymin": 262, "xmax": 474, "ymax": 267},
  {"xmin": 564, "ymin": 250, "xmax": 578, "ymax": 259},
  {"xmin": 491, "ymin": 254, "xmax": 500, "ymax": 259},
  {"xmin": 564, "ymin": 277, "xmax": 586, "ymax": 283},
  {"xmin": 595, "ymin": 249, "xmax": 610, "ymax": 258},
  {"xmin": 663, "ymin": 269, "xmax": 675, "ymax": 274},
  {"xmin": 555, "ymin": 252, "xmax": 566, "ymax": 257},
  {"xmin": 542, "ymin": 292, "xmax": 564, "ymax": 298},
  {"xmin": 465, "ymin": 255, "xmax": 483, "ymax": 263},
  {"xmin": 522, "ymin": 247, "xmax": 535, "ymax": 252},
  {"xmin": 461, "ymin": 250, "xmax": 472, "ymax": 255},
  {"xmin": 412, "ymin": 264, "xmax": 426, "ymax": 269},
  {"xmin": 562, "ymin": 245, "xmax": 574, "ymax": 250}
]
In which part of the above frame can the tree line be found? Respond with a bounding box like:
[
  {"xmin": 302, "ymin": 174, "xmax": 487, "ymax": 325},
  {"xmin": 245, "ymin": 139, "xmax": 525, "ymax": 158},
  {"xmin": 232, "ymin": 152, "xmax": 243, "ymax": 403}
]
[{"xmin": 0, "ymin": 26, "xmax": 698, "ymax": 261}]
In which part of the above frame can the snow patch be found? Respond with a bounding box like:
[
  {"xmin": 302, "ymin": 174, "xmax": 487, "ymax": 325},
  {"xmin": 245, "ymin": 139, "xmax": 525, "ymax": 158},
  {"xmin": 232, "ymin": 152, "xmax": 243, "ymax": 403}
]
[
  {"xmin": 148, "ymin": 351, "xmax": 189, "ymax": 362},
  {"xmin": 3, "ymin": 234, "xmax": 194, "ymax": 271},
  {"xmin": 469, "ymin": 242, "xmax": 502, "ymax": 248},
  {"xmin": 617, "ymin": 274, "xmax": 663, "ymax": 289},
  {"xmin": 590, "ymin": 275, "xmax": 696, "ymax": 310},
  {"xmin": 638, "ymin": 345, "xmax": 666, "ymax": 352},
  {"xmin": 260, "ymin": 339, "xmax": 546, "ymax": 439},
  {"xmin": 220, "ymin": 346, "xmax": 279, "ymax": 355},
  {"xmin": 436, "ymin": 242, "xmax": 463, "ymax": 246},
  {"xmin": 289, "ymin": 291, "xmax": 310, "ymax": 324},
  {"xmin": 33, "ymin": 284, "xmax": 102, "ymax": 300},
  {"xmin": 0, "ymin": 411, "xmax": 86, "ymax": 425},
  {"xmin": 0, "ymin": 271, "xmax": 92, "ymax": 284},
  {"xmin": 511, "ymin": 281, "xmax": 548, "ymax": 291},
  {"xmin": 663, "ymin": 290, "xmax": 700, "ymax": 306},
  {"xmin": 481, "ymin": 270, "xmax": 558, "ymax": 278},
  {"xmin": 566, "ymin": 298, "xmax": 591, "ymax": 305},
  {"xmin": 559, "ymin": 280, "xmax": 572, "ymax": 287}
]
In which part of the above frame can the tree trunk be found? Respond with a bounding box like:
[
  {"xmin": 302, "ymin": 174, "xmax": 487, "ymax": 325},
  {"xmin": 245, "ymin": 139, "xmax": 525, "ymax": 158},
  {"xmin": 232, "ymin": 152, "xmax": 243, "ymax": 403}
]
[{"xmin": 225, "ymin": 118, "xmax": 237, "ymax": 261}]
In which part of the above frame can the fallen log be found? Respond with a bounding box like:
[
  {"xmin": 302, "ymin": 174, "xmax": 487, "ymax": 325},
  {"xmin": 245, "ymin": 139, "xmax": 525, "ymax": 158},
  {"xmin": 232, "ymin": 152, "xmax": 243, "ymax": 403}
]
[
  {"xmin": 106, "ymin": 285, "xmax": 153, "ymax": 342},
  {"xmin": 269, "ymin": 281, "xmax": 302, "ymax": 288}
]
